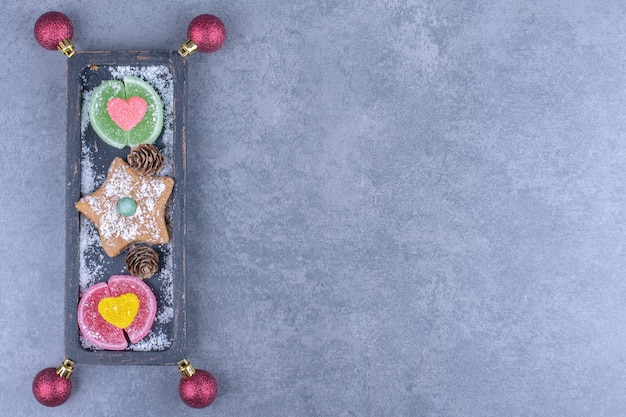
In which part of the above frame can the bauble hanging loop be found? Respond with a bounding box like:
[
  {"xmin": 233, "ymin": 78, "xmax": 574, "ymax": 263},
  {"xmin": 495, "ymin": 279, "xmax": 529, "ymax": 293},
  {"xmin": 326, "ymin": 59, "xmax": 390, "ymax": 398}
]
[
  {"xmin": 178, "ymin": 14, "xmax": 226, "ymax": 57},
  {"xmin": 34, "ymin": 11, "xmax": 75, "ymax": 57},
  {"xmin": 177, "ymin": 359, "xmax": 218, "ymax": 408},
  {"xmin": 32, "ymin": 359, "xmax": 75, "ymax": 407}
]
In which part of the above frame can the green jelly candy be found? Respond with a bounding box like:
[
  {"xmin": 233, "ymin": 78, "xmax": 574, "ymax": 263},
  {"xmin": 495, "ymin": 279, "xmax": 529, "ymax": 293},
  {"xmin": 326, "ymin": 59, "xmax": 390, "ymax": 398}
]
[{"xmin": 88, "ymin": 76, "xmax": 164, "ymax": 149}]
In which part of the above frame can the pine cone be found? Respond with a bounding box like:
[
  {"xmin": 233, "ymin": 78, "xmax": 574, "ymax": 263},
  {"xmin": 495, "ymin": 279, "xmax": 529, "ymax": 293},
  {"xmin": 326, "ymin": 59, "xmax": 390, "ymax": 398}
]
[
  {"xmin": 127, "ymin": 144, "xmax": 164, "ymax": 176},
  {"xmin": 125, "ymin": 245, "xmax": 159, "ymax": 279}
]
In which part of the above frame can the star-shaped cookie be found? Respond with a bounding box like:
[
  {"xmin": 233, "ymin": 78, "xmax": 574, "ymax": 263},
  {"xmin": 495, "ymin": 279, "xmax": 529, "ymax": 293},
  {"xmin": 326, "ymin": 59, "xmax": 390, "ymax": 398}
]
[{"xmin": 76, "ymin": 157, "xmax": 174, "ymax": 257}]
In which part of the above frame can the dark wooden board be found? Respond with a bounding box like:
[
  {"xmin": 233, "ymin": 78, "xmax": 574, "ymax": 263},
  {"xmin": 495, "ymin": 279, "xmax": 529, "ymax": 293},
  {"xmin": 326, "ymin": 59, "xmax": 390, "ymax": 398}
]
[{"xmin": 65, "ymin": 51, "xmax": 187, "ymax": 365}]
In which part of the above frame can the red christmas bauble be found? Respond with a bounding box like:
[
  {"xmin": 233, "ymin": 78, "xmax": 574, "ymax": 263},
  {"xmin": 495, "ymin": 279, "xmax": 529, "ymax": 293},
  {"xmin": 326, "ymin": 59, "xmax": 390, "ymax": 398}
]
[
  {"xmin": 187, "ymin": 14, "xmax": 226, "ymax": 53},
  {"xmin": 34, "ymin": 11, "xmax": 73, "ymax": 50},
  {"xmin": 179, "ymin": 369, "xmax": 218, "ymax": 408},
  {"xmin": 32, "ymin": 368, "xmax": 72, "ymax": 407}
]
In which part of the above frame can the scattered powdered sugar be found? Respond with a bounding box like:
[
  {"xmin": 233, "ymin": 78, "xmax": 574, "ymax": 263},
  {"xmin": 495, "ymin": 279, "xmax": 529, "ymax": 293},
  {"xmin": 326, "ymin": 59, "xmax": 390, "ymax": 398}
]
[
  {"xmin": 80, "ymin": 142, "xmax": 96, "ymax": 195},
  {"xmin": 80, "ymin": 89, "xmax": 93, "ymax": 137},
  {"xmin": 156, "ymin": 306, "xmax": 174, "ymax": 324},
  {"xmin": 79, "ymin": 334, "xmax": 102, "ymax": 351},
  {"xmin": 79, "ymin": 217, "xmax": 106, "ymax": 294},
  {"xmin": 159, "ymin": 244, "xmax": 174, "ymax": 305},
  {"xmin": 154, "ymin": 243, "xmax": 174, "ymax": 324},
  {"xmin": 80, "ymin": 140, "xmax": 105, "ymax": 195},
  {"xmin": 128, "ymin": 330, "xmax": 172, "ymax": 351}
]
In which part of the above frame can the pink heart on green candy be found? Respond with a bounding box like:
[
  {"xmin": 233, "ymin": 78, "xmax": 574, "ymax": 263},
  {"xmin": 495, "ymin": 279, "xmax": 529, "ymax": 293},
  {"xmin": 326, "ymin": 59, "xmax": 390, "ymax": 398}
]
[{"xmin": 107, "ymin": 96, "xmax": 148, "ymax": 131}]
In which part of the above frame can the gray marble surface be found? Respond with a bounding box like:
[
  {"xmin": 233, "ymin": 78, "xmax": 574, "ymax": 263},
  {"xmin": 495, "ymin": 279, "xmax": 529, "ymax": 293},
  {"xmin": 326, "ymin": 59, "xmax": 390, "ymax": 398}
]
[{"xmin": 2, "ymin": 1, "xmax": 626, "ymax": 416}]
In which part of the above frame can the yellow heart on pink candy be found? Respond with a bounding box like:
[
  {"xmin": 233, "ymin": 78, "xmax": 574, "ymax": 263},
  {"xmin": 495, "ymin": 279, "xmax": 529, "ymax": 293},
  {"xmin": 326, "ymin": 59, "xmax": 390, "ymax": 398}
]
[
  {"xmin": 78, "ymin": 275, "xmax": 157, "ymax": 350},
  {"xmin": 97, "ymin": 293, "xmax": 140, "ymax": 329}
]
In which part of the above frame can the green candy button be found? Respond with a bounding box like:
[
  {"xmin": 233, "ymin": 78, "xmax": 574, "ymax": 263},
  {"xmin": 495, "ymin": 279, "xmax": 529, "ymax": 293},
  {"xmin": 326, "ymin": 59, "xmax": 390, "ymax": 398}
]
[{"xmin": 117, "ymin": 197, "xmax": 137, "ymax": 217}]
